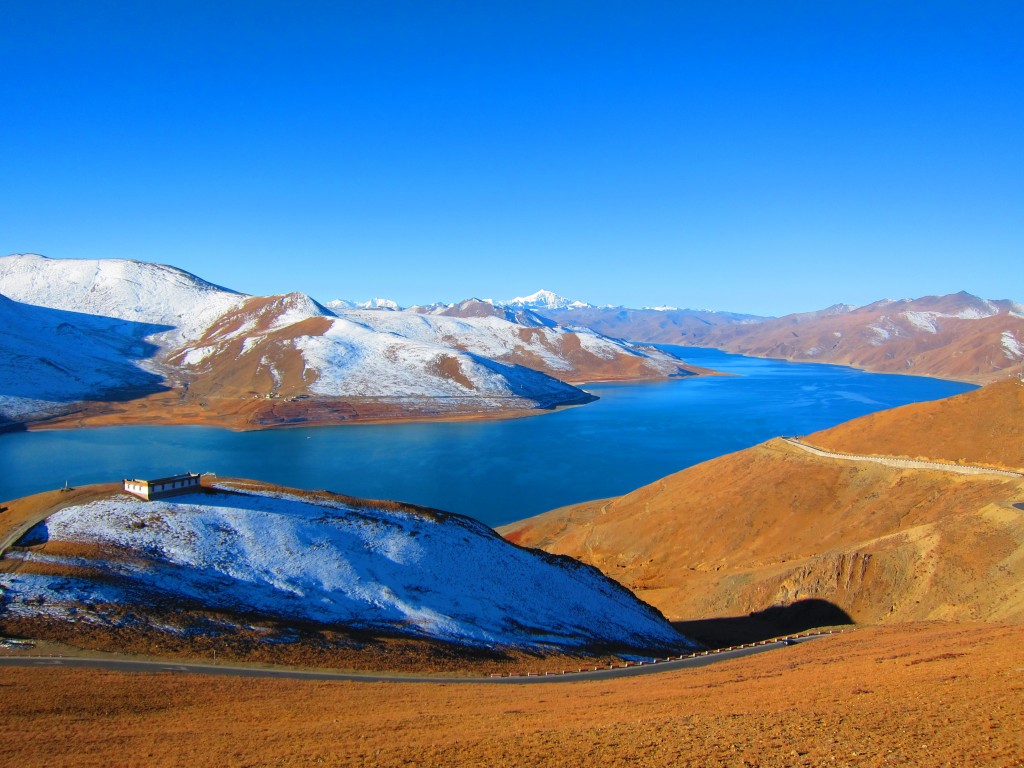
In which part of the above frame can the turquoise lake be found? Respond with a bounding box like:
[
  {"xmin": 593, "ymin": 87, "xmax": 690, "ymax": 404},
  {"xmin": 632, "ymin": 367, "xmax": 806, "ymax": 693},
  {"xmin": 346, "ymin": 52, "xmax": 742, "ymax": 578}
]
[{"xmin": 0, "ymin": 347, "xmax": 975, "ymax": 526}]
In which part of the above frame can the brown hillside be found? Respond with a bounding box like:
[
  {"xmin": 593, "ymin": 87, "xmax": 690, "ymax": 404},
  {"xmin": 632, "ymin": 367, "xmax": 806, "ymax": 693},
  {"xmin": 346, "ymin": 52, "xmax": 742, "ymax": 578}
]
[
  {"xmin": 542, "ymin": 306, "xmax": 766, "ymax": 345},
  {"xmin": 505, "ymin": 329, "xmax": 716, "ymax": 383},
  {"xmin": 502, "ymin": 439, "xmax": 1024, "ymax": 624},
  {"xmin": 1, "ymin": 622, "xmax": 1021, "ymax": 767},
  {"xmin": 808, "ymin": 377, "xmax": 1024, "ymax": 469},
  {"xmin": 691, "ymin": 292, "xmax": 1024, "ymax": 384},
  {"xmin": 362, "ymin": 302, "xmax": 717, "ymax": 383}
]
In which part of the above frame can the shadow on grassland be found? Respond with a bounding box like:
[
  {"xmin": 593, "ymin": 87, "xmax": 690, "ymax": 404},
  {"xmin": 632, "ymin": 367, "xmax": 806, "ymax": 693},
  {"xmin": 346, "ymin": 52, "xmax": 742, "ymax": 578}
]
[{"xmin": 672, "ymin": 599, "xmax": 854, "ymax": 650}]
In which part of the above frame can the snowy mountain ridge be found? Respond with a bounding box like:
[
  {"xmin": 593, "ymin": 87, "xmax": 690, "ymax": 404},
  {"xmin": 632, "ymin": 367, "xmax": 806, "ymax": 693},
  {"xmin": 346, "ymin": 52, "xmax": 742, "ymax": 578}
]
[
  {"xmin": 3, "ymin": 254, "xmax": 706, "ymax": 428},
  {"xmin": 326, "ymin": 297, "xmax": 402, "ymax": 311},
  {"xmin": 500, "ymin": 289, "xmax": 594, "ymax": 311},
  {"xmin": 0, "ymin": 253, "xmax": 245, "ymax": 346}
]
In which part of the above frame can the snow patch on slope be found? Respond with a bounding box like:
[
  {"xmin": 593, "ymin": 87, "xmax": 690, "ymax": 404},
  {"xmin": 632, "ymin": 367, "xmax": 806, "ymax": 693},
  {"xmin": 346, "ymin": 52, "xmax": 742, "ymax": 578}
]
[
  {"xmin": 901, "ymin": 312, "xmax": 940, "ymax": 334},
  {"xmin": 1002, "ymin": 331, "xmax": 1023, "ymax": 361}
]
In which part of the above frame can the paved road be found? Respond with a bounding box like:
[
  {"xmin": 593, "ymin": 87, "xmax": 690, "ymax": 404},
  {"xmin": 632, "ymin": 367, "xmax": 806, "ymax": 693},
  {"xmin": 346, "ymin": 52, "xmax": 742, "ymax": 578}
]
[
  {"xmin": 783, "ymin": 438, "xmax": 1023, "ymax": 478},
  {"xmin": 0, "ymin": 510, "xmax": 52, "ymax": 559},
  {"xmin": 0, "ymin": 635, "xmax": 828, "ymax": 685}
]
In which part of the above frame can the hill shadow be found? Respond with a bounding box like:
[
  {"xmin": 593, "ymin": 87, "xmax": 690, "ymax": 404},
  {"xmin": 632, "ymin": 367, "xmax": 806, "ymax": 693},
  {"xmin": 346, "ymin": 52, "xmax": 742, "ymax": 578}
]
[
  {"xmin": 0, "ymin": 298, "xmax": 174, "ymax": 413},
  {"xmin": 672, "ymin": 599, "xmax": 854, "ymax": 650}
]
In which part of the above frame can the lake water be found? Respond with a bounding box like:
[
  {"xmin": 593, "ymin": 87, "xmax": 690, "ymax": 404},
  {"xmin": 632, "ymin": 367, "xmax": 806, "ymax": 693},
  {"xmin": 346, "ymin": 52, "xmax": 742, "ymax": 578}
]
[{"xmin": 0, "ymin": 347, "xmax": 975, "ymax": 526}]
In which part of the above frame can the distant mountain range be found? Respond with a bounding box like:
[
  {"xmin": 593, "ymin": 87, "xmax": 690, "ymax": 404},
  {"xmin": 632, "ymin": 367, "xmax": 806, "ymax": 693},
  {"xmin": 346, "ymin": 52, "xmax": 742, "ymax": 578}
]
[
  {"xmin": 501, "ymin": 289, "xmax": 595, "ymax": 311},
  {"xmin": 3, "ymin": 254, "xmax": 1019, "ymax": 431},
  {"xmin": 683, "ymin": 292, "xmax": 1024, "ymax": 384},
  {"xmin": 491, "ymin": 288, "xmax": 1023, "ymax": 384},
  {"xmin": 0, "ymin": 256, "xmax": 707, "ymax": 430},
  {"xmin": 325, "ymin": 297, "xmax": 402, "ymax": 311}
]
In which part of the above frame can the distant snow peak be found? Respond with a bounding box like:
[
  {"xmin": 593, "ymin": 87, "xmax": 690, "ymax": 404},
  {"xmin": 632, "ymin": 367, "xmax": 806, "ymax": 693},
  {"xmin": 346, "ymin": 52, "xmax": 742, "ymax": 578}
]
[
  {"xmin": 642, "ymin": 306, "xmax": 679, "ymax": 312},
  {"xmin": 326, "ymin": 297, "xmax": 402, "ymax": 311},
  {"xmin": 501, "ymin": 289, "xmax": 593, "ymax": 310},
  {"xmin": 823, "ymin": 304, "xmax": 856, "ymax": 316},
  {"xmin": 360, "ymin": 297, "xmax": 401, "ymax": 310}
]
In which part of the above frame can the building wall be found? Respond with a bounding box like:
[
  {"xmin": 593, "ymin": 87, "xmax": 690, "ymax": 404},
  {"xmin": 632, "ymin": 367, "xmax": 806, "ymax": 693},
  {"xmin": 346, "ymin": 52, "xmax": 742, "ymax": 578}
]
[{"xmin": 124, "ymin": 475, "xmax": 200, "ymax": 500}]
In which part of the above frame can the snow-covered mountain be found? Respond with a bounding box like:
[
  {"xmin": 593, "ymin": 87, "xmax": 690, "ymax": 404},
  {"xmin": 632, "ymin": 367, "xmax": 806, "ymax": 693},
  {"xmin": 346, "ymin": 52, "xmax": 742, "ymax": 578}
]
[
  {"xmin": 0, "ymin": 254, "xmax": 245, "ymax": 346},
  {"xmin": 341, "ymin": 299, "xmax": 706, "ymax": 382},
  {"xmin": 326, "ymin": 297, "xmax": 402, "ymax": 311},
  {"xmin": 416, "ymin": 298, "xmax": 556, "ymax": 328},
  {"xmin": 4, "ymin": 254, "xmax": 672, "ymax": 428},
  {"xmin": 0, "ymin": 482, "xmax": 694, "ymax": 654},
  {"xmin": 501, "ymin": 289, "xmax": 594, "ymax": 311},
  {"xmin": 166, "ymin": 292, "xmax": 585, "ymax": 412}
]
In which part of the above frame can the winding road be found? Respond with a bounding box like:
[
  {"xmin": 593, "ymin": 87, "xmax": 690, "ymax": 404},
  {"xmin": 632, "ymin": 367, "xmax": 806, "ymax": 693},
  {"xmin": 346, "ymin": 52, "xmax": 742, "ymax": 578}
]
[
  {"xmin": 782, "ymin": 438, "xmax": 1023, "ymax": 478},
  {"xmin": 0, "ymin": 633, "xmax": 832, "ymax": 685}
]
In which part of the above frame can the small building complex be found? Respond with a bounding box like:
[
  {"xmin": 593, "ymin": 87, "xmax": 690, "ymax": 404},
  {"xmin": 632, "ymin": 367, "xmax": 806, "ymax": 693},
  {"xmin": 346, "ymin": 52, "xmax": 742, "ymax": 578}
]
[{"xmin": 123, "ymin": 473, "xmax": 202, "ymax": 501}]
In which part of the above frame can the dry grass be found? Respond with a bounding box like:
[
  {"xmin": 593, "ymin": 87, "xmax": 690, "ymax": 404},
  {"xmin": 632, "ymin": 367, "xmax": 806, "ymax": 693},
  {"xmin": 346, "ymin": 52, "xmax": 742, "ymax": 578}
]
[
  {"xmin": 0, "ymin": 622, "xmax": 1021, "ymax": 767},
  {"xmin": 502, "ymin": 438, "xmax": 1024, "ymax": 625},
  {"xmin": 808, "ymin": 378, "xmax": 1024, "ymax": 470},
  {"xmin": 21, "ymin": 388, "xmax": 573, "ymax": 431}
]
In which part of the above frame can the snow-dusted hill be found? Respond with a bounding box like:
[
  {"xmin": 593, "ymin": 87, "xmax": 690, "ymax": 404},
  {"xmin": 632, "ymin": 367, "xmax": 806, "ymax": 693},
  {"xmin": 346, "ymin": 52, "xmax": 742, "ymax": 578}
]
[
  {"xmin": 167, "ymin": 292, "xmax": 586, "ymax": 406},
  {"xmin": 0, "ymin": 255, "xmax": 600, "ymax": 426},
  {"xmin": 341, "ymin": 300, "xmax": 700, "ymax": 382},
  {"xmin": 417, "ymin": 298, "xmax": 557, "ymax": 328},
  {"xmin": 0, "ymin": 254, "xmax": 245, "ymax": 346},
  {"xmin": 0, "ymin": 484, "xmax": 693, "ymax": 653},
  {"xmin": 0, "ymin": 293, "xmax": 169, "ymax": 423},
  {"xmin": 0, "ymin": 254, "xmax": 729, "ymax": 428}
]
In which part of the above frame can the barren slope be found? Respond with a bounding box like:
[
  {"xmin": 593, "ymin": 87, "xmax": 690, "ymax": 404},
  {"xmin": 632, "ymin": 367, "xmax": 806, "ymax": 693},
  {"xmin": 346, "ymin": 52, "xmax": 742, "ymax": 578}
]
[
  {"xmin": 541, "ymin": 305, "xmax": 767, "ymax": 345},
  {"xmin": 807, "ymin": 377, "xmax": 1024, "ymax": 469},
  {"xmin": 1, "ymin": 622, "xmax": 1020, "ymax": 767},
  {"xmin": 501, "ymin": 381, "xmax": 1024, "ymax": 625},
  {"xmin": 690, "ymin": 291, "xmax": 1024, "ymax": 384}
]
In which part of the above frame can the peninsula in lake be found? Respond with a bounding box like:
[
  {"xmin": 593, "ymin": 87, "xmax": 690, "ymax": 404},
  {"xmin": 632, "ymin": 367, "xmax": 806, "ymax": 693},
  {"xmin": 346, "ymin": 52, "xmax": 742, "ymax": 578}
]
[{"xmin": 0, "ymin": 254, "xmax": 711, "ymax": 431}]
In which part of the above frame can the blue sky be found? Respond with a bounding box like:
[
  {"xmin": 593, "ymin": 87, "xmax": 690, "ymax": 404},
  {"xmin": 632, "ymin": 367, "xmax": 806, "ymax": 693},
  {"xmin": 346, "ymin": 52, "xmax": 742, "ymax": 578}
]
[{"xmin": 3, "ymin": 2, "xmax": 1021, "ymax": 315}]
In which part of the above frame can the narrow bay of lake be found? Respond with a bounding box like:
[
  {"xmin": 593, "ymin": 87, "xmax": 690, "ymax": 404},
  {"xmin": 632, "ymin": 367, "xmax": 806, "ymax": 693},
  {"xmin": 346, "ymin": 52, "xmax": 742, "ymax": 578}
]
[{"xmin": 0, "ymin": 347, "xmax": 975, "ymax": 526}]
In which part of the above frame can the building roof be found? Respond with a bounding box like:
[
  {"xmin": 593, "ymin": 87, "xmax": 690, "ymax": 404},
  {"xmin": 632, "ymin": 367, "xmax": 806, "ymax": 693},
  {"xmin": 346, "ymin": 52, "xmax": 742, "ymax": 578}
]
[{"xmin": 125, "ymin": 473, "xmax": 200, "ymax": 486}]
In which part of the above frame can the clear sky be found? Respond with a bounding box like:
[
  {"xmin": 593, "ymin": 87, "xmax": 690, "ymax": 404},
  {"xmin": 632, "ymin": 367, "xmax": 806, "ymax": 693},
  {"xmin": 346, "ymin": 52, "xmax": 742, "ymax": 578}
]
[{"xmin": 3, "ymin": 2, "xmax": 1021, "ymax": 315}]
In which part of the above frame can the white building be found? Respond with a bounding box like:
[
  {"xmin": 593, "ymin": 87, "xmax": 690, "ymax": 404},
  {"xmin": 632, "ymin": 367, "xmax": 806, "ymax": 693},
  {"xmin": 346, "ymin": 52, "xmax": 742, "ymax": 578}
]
[{"xmin": 123, "ymin": 473, "xmax": 202, "ymax": 500}]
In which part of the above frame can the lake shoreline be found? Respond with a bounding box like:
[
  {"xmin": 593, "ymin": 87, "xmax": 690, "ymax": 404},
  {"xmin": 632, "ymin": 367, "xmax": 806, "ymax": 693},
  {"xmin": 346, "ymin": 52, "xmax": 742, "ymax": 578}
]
[{"xmin": 0, "ymin": 349, "xmax": 977, "ymax": 522}]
